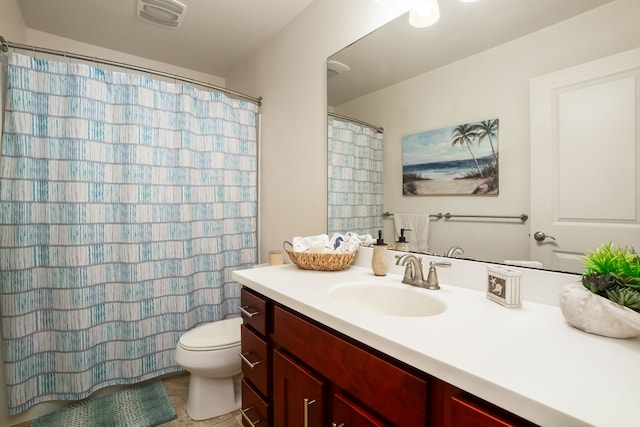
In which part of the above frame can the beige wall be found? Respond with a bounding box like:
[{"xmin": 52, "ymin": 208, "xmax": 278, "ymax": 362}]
[
  {"xmin": 334, "ymin": 0, "xmax": 640, "ymax": 263},
  {"xmin": 226, "ymin": 0, "xmax": 407, "ymax": 262},
  {"xmin": 0, "ymin": 0, "xmax": 26, "ymax": 43}
]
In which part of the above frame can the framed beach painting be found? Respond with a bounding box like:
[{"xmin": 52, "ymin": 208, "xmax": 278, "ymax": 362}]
[{"xmin": 402, "ymin": 119, "xmax": 499, "ymax": 196}]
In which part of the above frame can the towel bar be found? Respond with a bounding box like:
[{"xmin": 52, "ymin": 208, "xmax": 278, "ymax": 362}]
[{"xmin": 382, "ymin": 212, "xmax": 528, "ymax": 222}]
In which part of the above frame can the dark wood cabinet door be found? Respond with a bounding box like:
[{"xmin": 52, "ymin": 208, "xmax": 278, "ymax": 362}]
[
  {"xmin": 450, "ymin": 394, "xmax": 536, "ymax": 427},
  {"xmin": 273, "ymin": 349, "xmax": 325, "ymax": 427},
  {"xmin": 432, "ymin": 379, "xmax": 537, "ymax": 427},
  {"xmin": 332, "ymin": 392, "xmax": 392, "ymax": 427}
]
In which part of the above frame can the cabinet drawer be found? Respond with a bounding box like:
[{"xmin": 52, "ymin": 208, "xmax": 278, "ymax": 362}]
[
  {"xmin": 241, "ymin": 324, "xmax": 270, "ymax": 397},
  {"xmin": 274, "ymin": 306, "xmax": 427, "ymax": 427},
  {"xmin": 241, "ymin": 287, "xmax": 268, "ymax": 335},
  {"xmin": 450, "ymin": 394, "xmax": 536, "ymax": 427},
  {"xmin": 241, "ymin": 378, "xmax": 270, "ymax": 427}
]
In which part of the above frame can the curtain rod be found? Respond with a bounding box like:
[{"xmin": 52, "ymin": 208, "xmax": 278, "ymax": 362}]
[
  {"xmin": 0, "ymin": 36, "xmax": 262, "ymax": 106},
  {"xmin": 329, "ymin": 112, "xmax": 383, "ymax": 134}
]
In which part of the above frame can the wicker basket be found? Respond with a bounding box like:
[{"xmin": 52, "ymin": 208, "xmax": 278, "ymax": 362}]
[{"xmin": 283, "ymin": 241, "xmax": 357, "ymax": 271}]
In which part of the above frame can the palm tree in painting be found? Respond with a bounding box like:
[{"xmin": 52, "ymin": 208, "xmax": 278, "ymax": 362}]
[
  {"xmin": 471, "ymin": 119, "xmax": 498, "ymax": 163},
  {"xmin": 450, "ymin": 123, "xmax": 483, "ymax": 177}
]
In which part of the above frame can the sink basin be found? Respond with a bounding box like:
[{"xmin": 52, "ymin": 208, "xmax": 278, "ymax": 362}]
[{"xmin": 329, "ymin": 281, "xmax": 446, "ymax": 317}]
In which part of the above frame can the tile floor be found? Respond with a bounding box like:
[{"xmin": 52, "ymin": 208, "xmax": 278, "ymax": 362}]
[
  {"xmin": 162, "ymin": 373, "xmax": 243, "ymax": 426},
  {"xmin": 14, "ymin": 373, "xmax": 242, "ymax": 427}
]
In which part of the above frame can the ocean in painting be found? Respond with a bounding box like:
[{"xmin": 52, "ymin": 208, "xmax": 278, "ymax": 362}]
[{"xmin": 403, "ymin": 155, "xmax": 494, "ymax": 180}]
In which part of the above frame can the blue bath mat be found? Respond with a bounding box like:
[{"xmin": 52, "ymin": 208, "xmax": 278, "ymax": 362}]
[{"xmin": 30, "ymin": 381, "xmax": 177, "ymax": 427}]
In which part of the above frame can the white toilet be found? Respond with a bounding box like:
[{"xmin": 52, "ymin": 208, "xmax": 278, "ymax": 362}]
[{"xmin": 174, "ymin": 317, "xmax": 243, "ymax": 420}]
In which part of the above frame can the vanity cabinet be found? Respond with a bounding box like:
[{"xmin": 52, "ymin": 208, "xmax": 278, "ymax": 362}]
[{"xmin": 240, "ymin": 286, "xmax": 537, "ymax": 427}]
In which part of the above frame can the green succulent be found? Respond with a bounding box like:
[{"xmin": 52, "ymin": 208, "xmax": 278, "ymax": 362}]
[
  {"xmin": 581, "ymin": 243, "xmax": 640, "ymax": 313},
  {"xmin": 582, "ymin": 243, "xmax": 640, "ymax": 277},
  {"xmin": 605, "ymin": 287, "xmax": 640, "ymax": 312},
  {"xmin": 610, "ymin": 272, "xmax": 640, "ymax": 290},
  {"xmin": 581, "ymin": 272, "xmax": 617, "ymax": 294}
]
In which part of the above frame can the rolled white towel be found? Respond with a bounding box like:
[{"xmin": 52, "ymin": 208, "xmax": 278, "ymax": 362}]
[{"xmin": 292, "ymin": 234, "xmax": 330, "ymax": 253}]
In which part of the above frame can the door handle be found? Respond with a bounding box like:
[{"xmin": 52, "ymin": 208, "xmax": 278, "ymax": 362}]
[
  {"xmin": 303, "ymin": 398, "xmax": 317, "ymax": 427},
  {"xmin": 240, "ymin": 305, "xmax": 262, "ymax": 318},
  {"xmin": 533, "ymin": 231, "xmax": 556, "ymax": 242},
  {"xmin": 240, "ymin": 406, "xmax": 262, "ymax": 427},
  {"xmin": 239, "ymin": 352, "xmax": 263, "ymax": 369}
]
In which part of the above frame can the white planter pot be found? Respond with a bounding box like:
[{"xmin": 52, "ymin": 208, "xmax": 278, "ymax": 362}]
[{"xmin": 559, "ymin": 283, "xmax": 640, "ymax": 339}]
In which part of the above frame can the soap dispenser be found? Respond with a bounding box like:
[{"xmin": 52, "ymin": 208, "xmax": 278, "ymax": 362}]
[
  {"xmin": 372, "ymin": 230, "xmax": 389, "ymax": 276},
  {"xmin": 395, "ymin": 228, "xmax": 410, "ymax": 252}
]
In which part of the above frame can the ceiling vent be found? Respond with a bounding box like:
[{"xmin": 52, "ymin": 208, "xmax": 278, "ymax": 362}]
[{"xmin": 137, "ymin": 0, "xmax": 187, "ymax": 29}]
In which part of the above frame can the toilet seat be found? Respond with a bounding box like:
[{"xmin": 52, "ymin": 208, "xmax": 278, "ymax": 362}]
[{"xmin": 179, "ymin": 317, "xmax": 242, "ymax": 351}]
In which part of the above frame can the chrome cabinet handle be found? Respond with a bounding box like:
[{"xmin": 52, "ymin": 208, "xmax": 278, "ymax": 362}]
[
  {"xmin": 332, "ymin": 423, "xmax": 345, "ymax": 427},
  {"xmin": 533, "ymin": 231, "xmax": 556, "ymax": 242},
  {"xmin": 240, "ymin": 406, "xmax": 262, "ymax": 426},
  {"xmin": 239, "ymin": 352, "xmax": 263, "ymax": 369},
  {"xmin": 303, "ymin": 398, "xmax": 317, "ymax": 427},
  {"xmin": 240, "ymin": 305, "xmax": 262, "ymax": 318}
]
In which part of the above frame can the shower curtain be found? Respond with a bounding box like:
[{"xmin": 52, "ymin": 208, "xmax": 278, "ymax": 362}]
[
  {"xmin": 0, "ymin": 52, "xmax": 258, "ymax": 414},
  {"xmin": 327, "ymin": 115, "xmax": 383, "ymax": 236}
]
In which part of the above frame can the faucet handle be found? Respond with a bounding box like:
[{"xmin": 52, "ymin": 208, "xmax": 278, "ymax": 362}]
[
  {"xmin": 394, "ymin": 254, "xmax": 423, "ymax": 265},
  {"xmin": 431, "ymin": 261, "xmax": 451, "ymax": 268},
  {"xmin": 424, "ymin": 261, "xmax": 451, "ymax": 290}
]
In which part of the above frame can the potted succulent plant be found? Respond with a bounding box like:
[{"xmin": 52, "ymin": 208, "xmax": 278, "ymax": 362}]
[
  {"xmin": 559, "ymin": 243, "xmax": 640, "ymax": 338},
  {"xmin": 581, "ymin": 243, "xmax": 640, "ymax": 310}
]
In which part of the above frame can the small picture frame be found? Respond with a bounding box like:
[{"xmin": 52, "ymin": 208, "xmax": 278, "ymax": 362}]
[{"xmin": 487, "ymin": 266, "xmax": 521, "ymax": 308}]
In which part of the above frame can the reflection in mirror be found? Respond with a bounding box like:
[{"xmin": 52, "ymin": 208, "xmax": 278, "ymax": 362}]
[
  {"xmin": 327, "ymin": 113, "xmax": 384, "ymax": 237},
  {"xmin": 327, "ymin": 0, "xmax": 640, "ymax": 273}
]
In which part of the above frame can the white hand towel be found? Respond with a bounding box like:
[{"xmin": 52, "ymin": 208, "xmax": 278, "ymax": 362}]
[
  {"xmin": 394, "ymin": 213, "xmax": 430, "ymax": 252},
  {"xmin": 504, "ymin": 260, "xmax": 544, "ymax": 268}
]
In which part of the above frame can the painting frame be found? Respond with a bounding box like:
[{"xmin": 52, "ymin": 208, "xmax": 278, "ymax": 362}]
[{"xmin": 402, "ymin": 119, "xmax": 499, "ymax": 196}]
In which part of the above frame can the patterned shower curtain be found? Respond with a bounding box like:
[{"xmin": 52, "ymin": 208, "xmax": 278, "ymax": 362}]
[
  {"xmin": 327, "ymin": 115, "xmax": 383, "ymax": 236},
  {"xmin": 0, "ymin": 52, "xmax": 258, "ymax": 414}
]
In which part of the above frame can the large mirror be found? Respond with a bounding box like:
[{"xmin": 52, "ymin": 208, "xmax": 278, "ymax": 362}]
[{"xmin": 327, "ymin": 0, "xmax": 640, "ymax": 273}]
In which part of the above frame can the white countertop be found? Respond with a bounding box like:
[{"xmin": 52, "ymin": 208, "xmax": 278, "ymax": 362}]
[{"xmin": 232, "ymin": 260, "xmax": 640, "ymax": 427}]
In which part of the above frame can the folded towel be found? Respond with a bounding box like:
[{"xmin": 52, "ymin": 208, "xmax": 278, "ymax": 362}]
[
  {"xmin": 394, "ymin": 213, "xmax": 430, "ymax": 252},
  {"xmin": 345, "ymin": 232, "xmax": 375, "ymax": 247},
  {"xmin": 504, "ymin": 260, "xmax": 544, "ymax": 268},
  {"xmin": 292, "ymin": 234, "xmax": 330, "ymax": 253},
  {"xmin": 292, "ymin": 232, "xmax": 365, "ymax": 254}
]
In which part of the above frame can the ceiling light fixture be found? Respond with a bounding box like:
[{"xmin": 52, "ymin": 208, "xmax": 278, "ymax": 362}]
[
  {"xmin": 327, "ymin": 60, "xmax": 351, "ymax": 78},
  {"xmin": 373, "ymin": 0, "xmax": 478, "ymax": 28},
  {"xmin": 137, "ymin": 0, "xmax": 187, "ymax": 29},
  {"xmin": 409, "ymin": 0, "xmax": 440, "ymax": 28}
]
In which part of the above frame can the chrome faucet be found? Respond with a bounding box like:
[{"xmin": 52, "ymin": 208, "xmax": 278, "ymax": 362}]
[{"xmin": 395, "ymin": 254, "xmax": 451, "ymax": 290}]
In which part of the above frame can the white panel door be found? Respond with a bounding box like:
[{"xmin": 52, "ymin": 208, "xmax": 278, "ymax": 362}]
[{"xmin": 530, "ymin": 48, "xmax": 640, "ymax": 273}]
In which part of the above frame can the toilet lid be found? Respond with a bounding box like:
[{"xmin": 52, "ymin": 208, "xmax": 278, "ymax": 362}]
[{"xmin": 179, "ymin": 317, "xmax": 242, "ymax": 351}]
